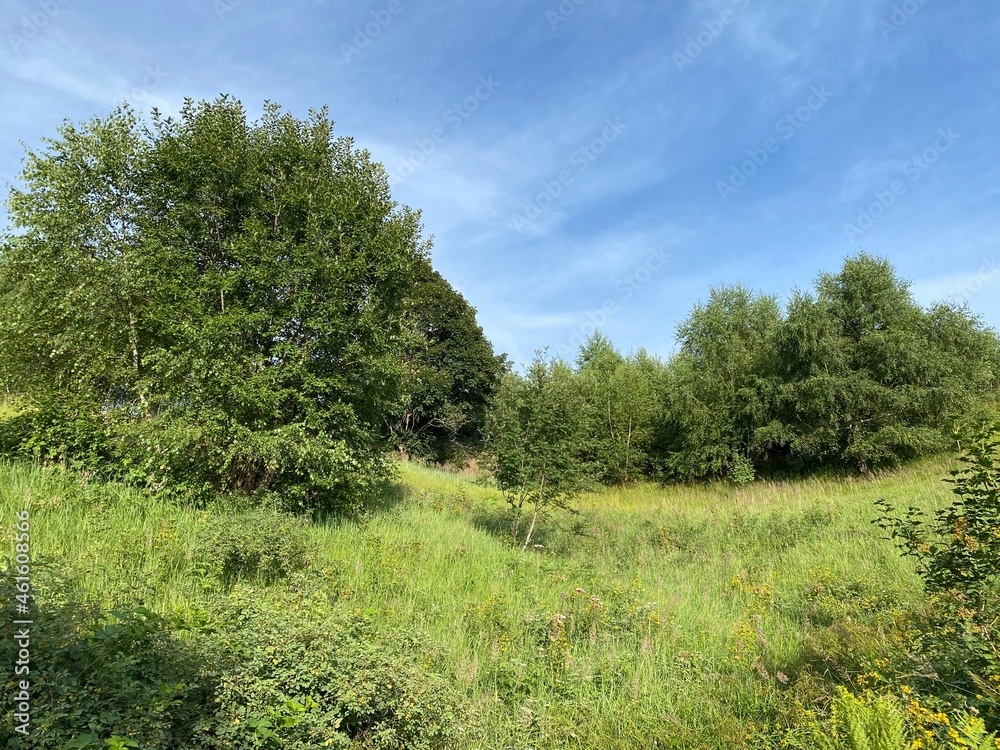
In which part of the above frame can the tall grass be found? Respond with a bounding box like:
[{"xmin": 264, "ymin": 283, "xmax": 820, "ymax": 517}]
[{"xmin": 0, "ymin": 455, "xmax": 959, "ymax": 747}]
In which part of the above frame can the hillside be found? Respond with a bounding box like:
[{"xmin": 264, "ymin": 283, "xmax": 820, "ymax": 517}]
[{"xmin": 0, "ymin": 455, "xmax": 972, "ymax": 747}]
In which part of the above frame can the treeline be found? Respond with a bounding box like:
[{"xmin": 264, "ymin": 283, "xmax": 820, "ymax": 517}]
[
  {"xmin": 1, "ymin": 96, "xmax": 997, "ymax": 512},
  {"xmin": 489, "ymin": 253, "xmax": 1000, "ymax": 492}
]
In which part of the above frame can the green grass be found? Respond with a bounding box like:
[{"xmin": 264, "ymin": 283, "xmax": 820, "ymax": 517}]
[{"xmin": 0, "ymin": 456, "xmax": 960, "ymax": 748}]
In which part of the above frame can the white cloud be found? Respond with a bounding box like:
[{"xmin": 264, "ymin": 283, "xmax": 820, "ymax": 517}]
[{"xmin": 838, "ymin": 157, "xmax": 902, "ymax": 203}]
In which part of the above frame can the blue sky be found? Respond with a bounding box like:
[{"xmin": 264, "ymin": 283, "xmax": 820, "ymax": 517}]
[{"xmin": 2, "ymin": 0, "xmax": 999, "ymax": 366}]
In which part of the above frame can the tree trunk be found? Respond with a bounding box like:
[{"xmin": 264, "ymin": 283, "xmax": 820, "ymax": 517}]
[
  {"xmin": 520, "ymin": 506, "xmax": 539, "ymax": 553},
  {"xmin": 624, "ymin": 415, "xmax": 633, "ymax": 485},
  {"xmin": 128, "ymin": 310, "xmax": 148, "ymax": 412}
]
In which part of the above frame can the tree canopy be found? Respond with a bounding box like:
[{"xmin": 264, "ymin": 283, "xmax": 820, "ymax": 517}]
[
  {"xmin": 0, "ymin": 98, "xmax": 432, "ymax": 509},
  {"xmin": 767, "ymin": 254, "xmax": 1000, "ymax": 473},
  {"xmin": 2, "ymin": 98, "xmax": 996, "ymax": 508},
  {"xmin": 390, "ymin": 259, "xmax": 507, "ymax": 464}
]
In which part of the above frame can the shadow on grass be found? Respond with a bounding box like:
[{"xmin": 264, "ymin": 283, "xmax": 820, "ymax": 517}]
[
  {"xmin": 0, "ymin": 560, "xmax": 213, "ymax": 748},
  {"xmin": 467, "ymin": 501, "xmax": 592, "ymax": 554},
  {"xmin": 309, "ymin": 478, "xmax": 407, "ymax": 526}
]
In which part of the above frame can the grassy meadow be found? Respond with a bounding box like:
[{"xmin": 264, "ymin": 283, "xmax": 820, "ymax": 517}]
[{"xmin": 0, "ymin": 454, "xmax": 964, "ymax": 748}]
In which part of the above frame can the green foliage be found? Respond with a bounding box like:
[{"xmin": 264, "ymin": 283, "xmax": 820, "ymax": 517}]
[
  {"xmin": 642, "ymin": 254, "xmax": 999, "ymax": 482},
  {"xmin": 0, "ymin": 564, "xmax": 210, "ymax": 748},
  {"xmin": 879, "ymin": 424, "xmax": 1000, "ymax": 607},
  {"xmin": 0, "ymin": 560, "xmax": 460, "ymax": 750},
  {"xmin": 193, "ymin": 507, "xmax": 312, "ymax": 588},
  {"xmin": 191, "ymin": 586, "xmax": 461, "ymax": 750},
  {"xmin": 875, "ymin": 424, "xmax": 1000, "ymax": 702},
  {"xmin": 485, "ymin": 353, "xmax": 590, "ymax": 549},
  {"xmin": 818, "ymin": 689, "xmax": 907, "ymax": 750},
  {"xmin": 730, "ymin": 454, "xmax": 757, "ymax": 486},
  {"xmin": 4, "ymin": 448, "xmax": 995, "ymax": 749},
  {"xmin": 576, "ymin": 334, "xmax": 661, "ymax": 485},
  {"xmin": 783, "ymin": 689, "xmax": 998, "ymax": 750},
  {"xmin": 656, "ymin": 284, "xmax": 781, "ymax": 481},
  {"xmin": 769, "ymin": 254, "xmax": 997, "ymax": 473},
  {"xmin": 392, "ymin": 259, "xmax": 507, "ymax": 464},
  {"xmin": 0, "ymin": 399, "xmax": 110, "ymax": 471},
  {"xmin": 0, "ymin": 97, "xmax": 427, "ymax": 510}
]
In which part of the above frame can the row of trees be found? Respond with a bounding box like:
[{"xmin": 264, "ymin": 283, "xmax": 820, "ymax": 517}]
[
  {"xmin": 662, "ymin": 254, "xmax": 1000, "ymax": 478},
  {"xmin": 2, "ymin": 97, "xmax": 996, "ymax": 515},
  {"xmin": 0, "ymin": 97, "xmax": 502, "ymax": 510},
  {"xmin": 487, "ymin": 254, "xmax": 1000, "ymax": 539}
]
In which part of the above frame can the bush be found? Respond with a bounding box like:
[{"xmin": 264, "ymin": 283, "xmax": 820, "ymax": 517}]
[
  {"xmin": 0, "ymin": 563, "xmax": 210, "ymax": 748},
  {"xmin": 192, "ymin": 586, "xmax": 462, "ymax": 750},
  {"xmin": 0, "ymin": 562, "xmax": 461, "ymax": 749},
  {"xmin": 730, "ymin": 454, "xmax": 757, "ymax": 485},
  {"xmin": 0, "ymin": 399, "xmax": 110, "ymax": 471},
  {"xmin": 875, "ymin": 423, "xmax": 1000, "ymax": 722},
  {"xmin": 193, "ymin": 508, "xmax": 312, "ymax": 588}
]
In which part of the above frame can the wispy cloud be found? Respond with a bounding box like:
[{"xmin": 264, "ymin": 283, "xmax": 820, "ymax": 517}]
[{"xmin": 0, "ymin": 0, "xmax": 997, "ymax": 362}]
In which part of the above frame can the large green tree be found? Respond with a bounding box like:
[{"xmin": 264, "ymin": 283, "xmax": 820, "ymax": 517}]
[
  {"xmin": 656, "ymin": 284, "xmax": 781, "ymax": 482},
  {"xmin": 0, "ymin": 97, "xmax": 427, "ymax": 509},
  {"xmin": 390, "ymin": 259, "xmax": 507, "ymax": 464},
  {"xmin": 769, "ymin": 253, "xmax": 999, "ymax": 472}
]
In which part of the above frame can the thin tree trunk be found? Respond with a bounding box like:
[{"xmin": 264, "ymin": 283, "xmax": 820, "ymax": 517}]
[
  {"xmin": 520, "ymin": 475, "xmax": 544, "ymax": 552},
  {"xmin": 521, "ymin": 506, "xmax": 539, "ymax": 553},
  {"xmin": 128, "ymin": 310, "xmax": 147, "ymax": 411},
  {"xmin": 624, "ymin": 415, "xmax": 633, "ymax": 484}
]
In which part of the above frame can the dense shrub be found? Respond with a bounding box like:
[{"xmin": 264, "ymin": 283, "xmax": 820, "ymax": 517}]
[
  {"xmin": 191, "ymin": 586, "xmax": 462, "ymax": 750},
  {"xmin": 0, "ymin": 563, "xmax": 210, "ymax": 748},
  {"xmin": 0, "ymin": 564, "xmax": 461, "ymax": 749},
  {"xmin": 193, "ymin": 508, "xmax": 313, "ymax": 588},
  {"xmin": 0, "ymin": 400, "xmax": 109, "ymax": 471}
]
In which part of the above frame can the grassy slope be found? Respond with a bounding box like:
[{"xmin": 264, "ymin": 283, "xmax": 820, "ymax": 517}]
[{"xmin": 0, "ymin": 457, "xmax": 957, "ymax": 748}]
